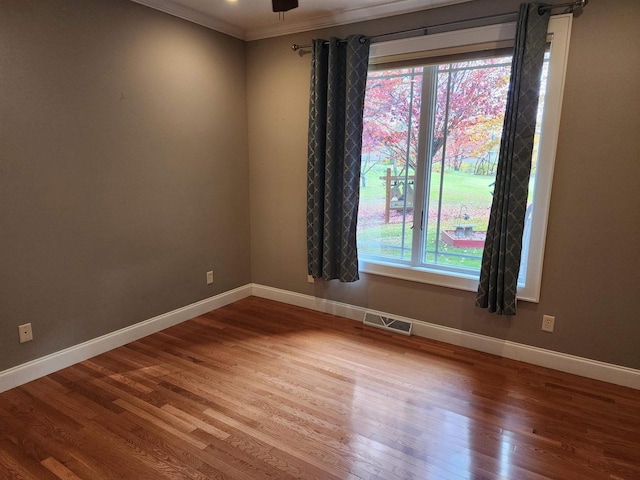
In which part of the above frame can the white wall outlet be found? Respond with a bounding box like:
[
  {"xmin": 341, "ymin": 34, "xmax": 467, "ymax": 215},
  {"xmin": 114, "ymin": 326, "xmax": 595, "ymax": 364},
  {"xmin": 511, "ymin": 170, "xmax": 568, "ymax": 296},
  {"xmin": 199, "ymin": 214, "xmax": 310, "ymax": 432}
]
[
  {"xmin": 206, "ymin": 271, "xmax": 214, "ymax": 285},
  {"xmin": 18, "ymin": 323, "xmax": 33, "ymax": 343},
  {"xmin": 307, "ymin": 275, "xmax": 315, "ymax": 284},
  {"xmin": 542, "ymin": 315, "xmax": 555, "ymax": 333}
]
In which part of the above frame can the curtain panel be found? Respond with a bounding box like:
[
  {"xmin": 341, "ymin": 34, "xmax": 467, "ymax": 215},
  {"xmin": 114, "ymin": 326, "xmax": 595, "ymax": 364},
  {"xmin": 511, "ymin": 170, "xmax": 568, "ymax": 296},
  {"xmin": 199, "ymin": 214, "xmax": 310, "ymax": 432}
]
[
  {"xmin": 307, "ymin": 35, "xmax": 370, "ymax": 282},
  {"xmin": 476, "ymin": 3, "xmax": 550, "ymax": 315}
]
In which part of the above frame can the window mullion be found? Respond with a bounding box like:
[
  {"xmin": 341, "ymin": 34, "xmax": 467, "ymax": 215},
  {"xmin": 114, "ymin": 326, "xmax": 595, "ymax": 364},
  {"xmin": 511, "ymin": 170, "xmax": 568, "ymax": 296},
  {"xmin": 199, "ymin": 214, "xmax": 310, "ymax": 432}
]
[{"xmin": 411, "ymin": 66, "xmax": 437, "ymax": 267}]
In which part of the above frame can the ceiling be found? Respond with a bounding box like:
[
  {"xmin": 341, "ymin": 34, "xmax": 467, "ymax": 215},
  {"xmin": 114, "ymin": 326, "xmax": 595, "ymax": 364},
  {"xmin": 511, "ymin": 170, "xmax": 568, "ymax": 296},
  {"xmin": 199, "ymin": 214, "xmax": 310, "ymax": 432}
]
[{"xmin": 130, "ymin": 0, "xmax": 471, "ymax": 41}]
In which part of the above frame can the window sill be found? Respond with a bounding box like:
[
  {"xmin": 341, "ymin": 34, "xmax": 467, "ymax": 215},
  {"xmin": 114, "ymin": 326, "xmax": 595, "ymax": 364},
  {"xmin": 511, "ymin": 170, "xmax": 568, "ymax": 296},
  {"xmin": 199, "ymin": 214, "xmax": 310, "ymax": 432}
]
[
  {"xmin": 359, "ymin": 258, "xmax": 538, "ymax": 303},
  {"xmin": 359, "ymin": 258, "xmax": 479, "ymax": 292}
]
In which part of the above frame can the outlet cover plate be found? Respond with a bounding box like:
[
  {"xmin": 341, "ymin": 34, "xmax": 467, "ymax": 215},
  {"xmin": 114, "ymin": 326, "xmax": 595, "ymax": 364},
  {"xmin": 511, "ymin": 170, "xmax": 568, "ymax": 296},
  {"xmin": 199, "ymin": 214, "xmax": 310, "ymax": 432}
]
[
  {"xmin": 542, "ymin": 315, "xmax": 555, "ymax": 333},
  {"xmin": 18, "ymin": 323, "xmax": 33, "ymax": 343},
  {"xmin": 206, "ymin": 271, "xmax": 214, "ymax": 285}
]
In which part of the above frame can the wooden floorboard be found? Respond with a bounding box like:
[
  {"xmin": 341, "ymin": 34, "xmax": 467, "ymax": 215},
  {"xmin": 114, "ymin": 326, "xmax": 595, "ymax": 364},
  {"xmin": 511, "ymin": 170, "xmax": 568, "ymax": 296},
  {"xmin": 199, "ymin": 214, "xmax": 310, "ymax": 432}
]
[{"xmin": 1, "ymin": 296, "xmax": 639, "ymax": 479}]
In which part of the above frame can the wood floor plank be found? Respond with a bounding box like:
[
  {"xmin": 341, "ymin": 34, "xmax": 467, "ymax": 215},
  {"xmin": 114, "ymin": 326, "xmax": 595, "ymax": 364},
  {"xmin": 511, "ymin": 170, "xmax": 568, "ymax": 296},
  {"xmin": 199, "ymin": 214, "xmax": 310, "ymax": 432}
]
[
  {"xmin": 40, "ymin": 457, "xmax": 83, "ymax": 480},
  {"xmin": 1, "ymin": 296, "xmax": 639, "ymax": 479}
]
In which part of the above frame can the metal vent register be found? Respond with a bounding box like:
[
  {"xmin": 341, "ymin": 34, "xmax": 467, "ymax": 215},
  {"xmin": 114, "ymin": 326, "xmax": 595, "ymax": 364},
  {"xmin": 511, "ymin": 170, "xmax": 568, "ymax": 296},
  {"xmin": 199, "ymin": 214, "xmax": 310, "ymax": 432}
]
[{"xmin": 363, "ymin": 312, "xmax": 413, "ymax": 336}]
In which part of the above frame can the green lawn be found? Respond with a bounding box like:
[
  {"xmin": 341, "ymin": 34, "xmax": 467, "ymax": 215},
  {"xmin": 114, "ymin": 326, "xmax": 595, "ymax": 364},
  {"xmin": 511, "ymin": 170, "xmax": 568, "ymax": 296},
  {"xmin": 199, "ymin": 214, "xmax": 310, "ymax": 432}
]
[{"xmin": 358, "ymin": 163, "xmax": 494, "ymax": 270}]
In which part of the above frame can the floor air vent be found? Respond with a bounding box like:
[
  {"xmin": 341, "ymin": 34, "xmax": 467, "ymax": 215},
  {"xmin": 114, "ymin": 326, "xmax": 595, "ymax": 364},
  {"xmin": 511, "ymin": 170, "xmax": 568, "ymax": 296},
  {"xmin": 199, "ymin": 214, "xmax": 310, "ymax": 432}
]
[{"xmin": 363, "ymin": 312, "xmax": 412, "ymax": 336}]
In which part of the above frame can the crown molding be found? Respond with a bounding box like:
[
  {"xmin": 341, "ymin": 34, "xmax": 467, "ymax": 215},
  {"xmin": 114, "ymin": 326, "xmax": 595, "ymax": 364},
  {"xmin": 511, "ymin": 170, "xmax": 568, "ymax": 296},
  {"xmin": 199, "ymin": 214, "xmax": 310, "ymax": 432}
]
[
  {"xmin": 245, "ymin": 0, "xmax": 471, "ymax": 41},
  {"xmin": 130, "ymin": 0, "xmax": 471, "ymax": 41},
  {"xmin": 130, "ymin": 0, "xmax": 247, "ymax": 39}
]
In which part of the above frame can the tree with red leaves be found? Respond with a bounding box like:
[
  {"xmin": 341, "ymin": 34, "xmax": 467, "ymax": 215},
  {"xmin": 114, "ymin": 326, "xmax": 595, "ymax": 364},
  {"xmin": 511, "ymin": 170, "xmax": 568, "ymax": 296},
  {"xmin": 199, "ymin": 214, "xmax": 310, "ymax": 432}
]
[{"xmin": 362, "ymin": 58, "xmax": 510, "ymax": 177}]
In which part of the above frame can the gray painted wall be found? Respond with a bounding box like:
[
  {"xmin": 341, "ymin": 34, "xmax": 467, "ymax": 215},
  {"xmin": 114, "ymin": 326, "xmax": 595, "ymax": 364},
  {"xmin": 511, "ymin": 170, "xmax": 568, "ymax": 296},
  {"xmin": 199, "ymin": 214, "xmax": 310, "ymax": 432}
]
[
  {"xmin": 0, "ymin": 0, "xmax": 251, "ymax": 370},
  {"xmin": 2, "ymin": 0, "xmax": 638, "ymax": 374},
  {"xmin": 247, "ymin": 0, "xmax": 640, "ymax": 369}
]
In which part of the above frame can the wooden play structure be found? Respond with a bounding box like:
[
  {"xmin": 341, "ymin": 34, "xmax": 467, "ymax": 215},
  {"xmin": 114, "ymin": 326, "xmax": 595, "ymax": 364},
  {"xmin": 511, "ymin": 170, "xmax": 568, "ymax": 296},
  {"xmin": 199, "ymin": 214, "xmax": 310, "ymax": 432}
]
[{"xmin": 379, "ymin": 168, "xmax": 414, "ymax": 223}]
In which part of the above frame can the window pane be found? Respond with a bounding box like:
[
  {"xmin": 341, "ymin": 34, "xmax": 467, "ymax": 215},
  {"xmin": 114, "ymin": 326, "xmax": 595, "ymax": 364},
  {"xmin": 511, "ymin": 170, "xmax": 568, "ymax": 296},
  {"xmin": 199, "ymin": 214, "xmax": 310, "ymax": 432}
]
[
  {"xmin": 358, "ymin": 17, "xmax": 570, "ymax": 299},
  {"xmin": 358, "ymin": 54, "xmax": 550, "ymax": 278},
  {"xmin": 424, "ymin": 57, "xmax": 512, "ymax": 271},
  {"xmin": 358, "ymin": 68, "xmax": 422, "ymax": 261},
  {"xmin": 519, "ymin": 53, "xmax": 550, "ymax": 283}
]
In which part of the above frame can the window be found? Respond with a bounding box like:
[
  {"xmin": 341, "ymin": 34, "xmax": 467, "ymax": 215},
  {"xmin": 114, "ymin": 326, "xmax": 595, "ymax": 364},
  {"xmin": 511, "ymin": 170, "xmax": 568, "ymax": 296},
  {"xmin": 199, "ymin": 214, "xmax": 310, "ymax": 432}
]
[{"xmin": 357, "ymin": 15, "xmax": 572, "ymax": 302}]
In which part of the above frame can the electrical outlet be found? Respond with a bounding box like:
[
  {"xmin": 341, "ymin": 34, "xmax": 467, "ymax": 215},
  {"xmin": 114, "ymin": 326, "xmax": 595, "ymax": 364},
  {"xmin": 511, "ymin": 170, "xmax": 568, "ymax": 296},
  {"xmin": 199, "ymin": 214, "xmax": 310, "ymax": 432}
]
[
  {"xmin": 18, "ymin": 323, "xmax": 33, "ymax": 343},
  {"xmin": 307, "ymin": 275, "xmax": 315, "ymax": 284},
  {"xmin": 542, "ymin": 315, "xmax": 555, "ymax": 333},
  {"xmin": 206, "ymin": 271, "xmax": 214, "ymax": 285}
]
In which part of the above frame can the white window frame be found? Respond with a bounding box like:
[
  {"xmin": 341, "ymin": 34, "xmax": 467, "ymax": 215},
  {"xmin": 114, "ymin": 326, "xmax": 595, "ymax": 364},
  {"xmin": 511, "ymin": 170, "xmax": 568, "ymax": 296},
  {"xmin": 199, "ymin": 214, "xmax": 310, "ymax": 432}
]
[{"xmin": 358, "ymin": 14, "xmax": 573, "ymax": 303}]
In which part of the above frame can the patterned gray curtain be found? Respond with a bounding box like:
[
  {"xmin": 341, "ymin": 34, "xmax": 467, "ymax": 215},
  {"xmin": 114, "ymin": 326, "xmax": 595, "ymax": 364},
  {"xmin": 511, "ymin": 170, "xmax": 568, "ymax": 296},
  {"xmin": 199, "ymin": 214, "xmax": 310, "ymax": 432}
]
[
  {"xmin": 476, "ymin": 3, "xmax": 550, "ymax": 315},
  {"xmin": 307, "ymin": 35, "xmax": 370, "ymax": 282}
]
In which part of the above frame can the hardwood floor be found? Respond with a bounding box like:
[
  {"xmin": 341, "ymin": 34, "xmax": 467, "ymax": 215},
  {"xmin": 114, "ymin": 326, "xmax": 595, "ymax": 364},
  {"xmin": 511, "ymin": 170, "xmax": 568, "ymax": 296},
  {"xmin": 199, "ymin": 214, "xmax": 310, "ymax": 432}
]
[{"xmin": 1, "ymin": 297, "xmax": 639, "ymax": 480}]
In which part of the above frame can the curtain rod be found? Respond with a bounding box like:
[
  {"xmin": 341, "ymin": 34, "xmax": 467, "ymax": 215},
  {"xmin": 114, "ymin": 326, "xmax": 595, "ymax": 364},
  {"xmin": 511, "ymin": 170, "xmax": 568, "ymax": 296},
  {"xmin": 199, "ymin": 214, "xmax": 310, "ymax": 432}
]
[{"xmin": 291, "ymin": 0, "xmax": 588, "ymax": 52}]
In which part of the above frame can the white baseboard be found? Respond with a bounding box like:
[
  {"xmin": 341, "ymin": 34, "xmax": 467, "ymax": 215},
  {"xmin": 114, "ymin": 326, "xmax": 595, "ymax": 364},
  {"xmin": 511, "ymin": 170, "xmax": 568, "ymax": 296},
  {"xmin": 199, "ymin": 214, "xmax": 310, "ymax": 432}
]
[
  {"xmin": 251, "ymin": 284, "xmax": 366, "ymax": 322},
  {"xmin": 0, "ymin": 285, "xmax": 252, "ymax": 393},
  {"xmin": 250, "ymin": 284, "xmax": 640, "ymax": 390},
  {"xmin": 3, "ymin": 283, "xmax": 638, "ymax": 393}
]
